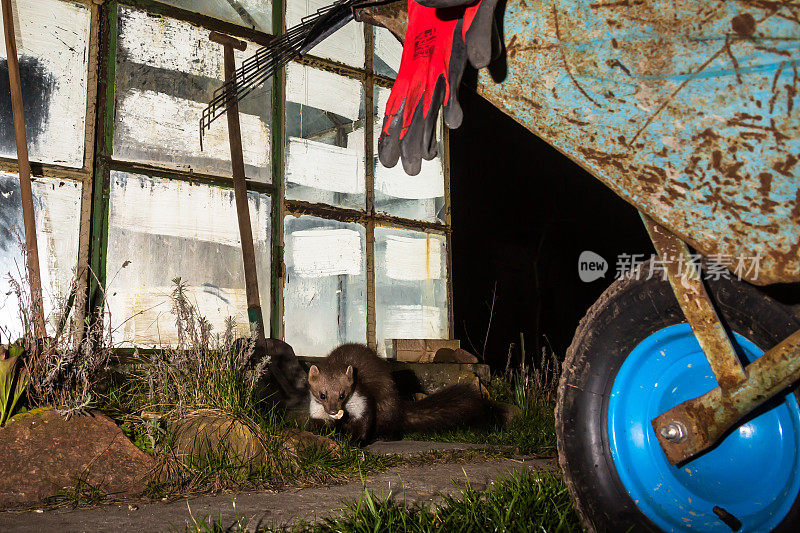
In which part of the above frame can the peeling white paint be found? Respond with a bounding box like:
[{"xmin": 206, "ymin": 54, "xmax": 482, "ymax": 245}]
[
  {"xmin": 375, "ymin": 27, "xmax": 402, "ymax": 74},
  {"xmin": 106, "ymin": 172, "xmax": 271, "ymax": 347},
  {"xmin": 159, "ymin": 0, "xmax": 271, "ymax": 33},
  {"xmin": 109, "ymin": 171, "xmax": 269, "ymax": 246},
  {"xmin": 0, "ymin": 0, "xmax": 90, "ymax": 168},
  {"xmin": 286, "ymin": 62, "xmax": 361, "ymax": 120},
  {"xmin": 115, "ymin": 89, "xmax": 270, "ymax": 174},
  {"xmin": 286, "ymin": 0, "xmax": 364, "ymax": 68},
  {"xmin": 291, "ymin": 228, "xmax": 362, "ymax": 277},
  {"xmin": 286, "ymin": 137, "xmax": 364, "ymax": 194},
  {"xmin": 385, "ymin": 234, "xmax": 443, "ymax": 281},
  {"xmin": 0, "ymin": 173, "xmax": 82, "ymax": 339},
  {"xmin": 381, "ymin": 305, "xmax": 445, "ymax": 339},
  {"xmin": 118, "ymin": 6, "xmax": 224, "ymax": 78}
]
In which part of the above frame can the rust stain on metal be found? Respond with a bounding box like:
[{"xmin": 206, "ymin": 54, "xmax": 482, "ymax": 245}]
[
  {"xmin": 643, "ymin": 215, "xmax": 747, "ymax": 391},
  {"xmin": 731, "ymin": 13, "xmax": 757, "ymax": 37},
  {"xmin": 359, "ymin": 0, "xmax": 800, "ymax": 285}
]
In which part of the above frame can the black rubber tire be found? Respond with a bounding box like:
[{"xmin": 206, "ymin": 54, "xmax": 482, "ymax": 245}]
[{"xmin": 556, "ymin": 264, "xmax": 800, "ymax": 532}]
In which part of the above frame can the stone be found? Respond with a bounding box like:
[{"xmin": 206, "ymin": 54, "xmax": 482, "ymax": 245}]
[
  {"xmin": 170, "ymin": 410, "xmax": 338, "ymax": 471},
  {"xmin": 391, "ymin": 362, "xmax": 491, "ymax": 395},
  {"xmin": 170, "ymin": 409, "xmax": 270, "ymax": 469},
  {"xmin": 0, "ymin": 408, "xmax": 155, "ymax": 508},
  {"xmin": 281, "ymin": 428, "xmax": 340, "ymax": 455}
]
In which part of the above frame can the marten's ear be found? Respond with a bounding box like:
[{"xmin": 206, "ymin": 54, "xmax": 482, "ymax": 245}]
[
  {"xmin": 308, "ymin": 365, "xmax": 319, "ymax": 384},
  {"xmin": 345, "ymin": 365, "xmax": 354, "ymax": 384}
]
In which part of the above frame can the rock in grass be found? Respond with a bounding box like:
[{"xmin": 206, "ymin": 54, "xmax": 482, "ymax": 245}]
[
  {"xmin": 0, "ymin": 408, "xmax": 155, "ymax": 508},
  {"xmin": 170, "ymin": 409, "xmax": 271, "ymax": 469},
  {"xmin": 170, "ymin": 410, "xmax": 338, "ymax": 472}
]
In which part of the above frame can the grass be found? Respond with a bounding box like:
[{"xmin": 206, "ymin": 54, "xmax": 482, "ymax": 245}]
[
  {"xmin": 404, "ymin": 350, "xmax": 561, "ymax": 456},
  {"xmin": 182, "ymin": 470, "xmax": 582, "ymax": 532}
]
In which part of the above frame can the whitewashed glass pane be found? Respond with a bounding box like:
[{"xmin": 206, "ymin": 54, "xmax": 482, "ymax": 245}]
[
  {"xmin": 114, "ymin": 5, "xmax": 271, "ymax": 182},
  {"xmin": 0, "ymin": 173, "xmax": 82, "ymax": 339},
  {"xmin": 286, "ymin": 0, "xmax": 364, "ymax": 68},
  {"xmin": 373, "ymin": 27, "xmax": 401, "ymax": 79},
  {"xmin": 374, "ymin": 86, "xmax": 446, "ymax": 223},
  {"xmin": 159, "ymin": 0, "xmax": 271, "ymax": 32},
  {"xmin": 106, "ymin": 172, "xmax": 271, "ymax": 347},
  {"xmin": 375, "ymin": 227, "xmax": 448, "ymax": 357},
  {"xmin": 0, "ymin": 0, "xmax": 90, "ymax": 168},
  {"xmin": 285, "ymin": 63, "xmax": 365, "ymax": 210},
  {"xmin": 284, "ymin": 215, "xmax": 366, "ymax": 356}
]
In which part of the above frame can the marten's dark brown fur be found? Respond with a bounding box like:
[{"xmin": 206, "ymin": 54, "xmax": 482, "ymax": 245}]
[{"xmin": 308, "ymin": 343, "xmax": 495, "ymax": 445}]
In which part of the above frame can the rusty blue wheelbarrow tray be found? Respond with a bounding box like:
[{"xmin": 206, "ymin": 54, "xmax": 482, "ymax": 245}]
[{"xmin": 364, "ymin": 0, "xmax": 800, "ymax": 286}]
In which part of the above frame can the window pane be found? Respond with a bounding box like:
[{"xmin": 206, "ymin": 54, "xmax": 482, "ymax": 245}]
[
  {"xmin": 106, "ymin": 172, "xmax": 271, "ymax": 347},
  {"xmin": 0, "ymin": 0, "xmax": 90, "ymax": 168},
  {"xmin": 285, "ymin": 63, "xmax": 365, "ymax": 210},
  {"xmin": 0, "ymin": 173, "xmax": 82, "ymax": 338},
  {"xmin": 375, "ymin": 227, "xmax": 448, "ymax": 357},
  {"xmin": 286, "ymin": 0, "xmax": 364, "ymax": 68},
  {"xmin": 284, "ymin": 215, "xmax": 366, "ymax": 356},
  {"xmin": 114, "ymin": 5, "xmax": 271, "ymax": 182},
  {"xmin": 159, "ymin": 0, "xmax": 271, "ymax": 33},
  {"xmin": 373, "ymin": 27, "xmax": 401, "ymax": 79},
  {"xmin": 373, "ymin": 86, "xmax": 446, "ymax": 223}
]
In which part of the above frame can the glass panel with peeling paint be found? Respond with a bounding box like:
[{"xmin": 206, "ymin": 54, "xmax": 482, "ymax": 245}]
[
  {"xmin": 285, "ymin": 63, "xmax": 366, "ymax": 210},
  {"xmin": 113, "ymin": 5, "xmax": 271, "ymax": 182},
  {"xmin": 373, "ymin": 27, "xmax": 401, "ymax": 79},
  {"xmin": 373, "ymin": 85, "xmax": 446, "ymax": 223},
  {"xmin": 105, "ymin": 172, "xmax": 271, "ymax": 347},
  {"xmin": 159, "ymin": 0, "xmax": 272, "ymax": 32},
  {"xmin": 283, "ymin": 215, "xmax": 367, "ymax": 357},
  {"xmin": 286, "ymin": 0, "xmax": 364, "ymax": 68},
  {"xmin": 375, "ymin": 227, "xmax": 448, "ymax": 357},
  {"xmin": 0, "ymin": 0, "xmax": 91, "ymax": 168},
  {"xmin": 0, "ymin": 173, "xmax": 82, "ymax": 339}
]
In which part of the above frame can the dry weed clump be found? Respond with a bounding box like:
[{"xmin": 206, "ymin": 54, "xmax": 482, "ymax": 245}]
[{"xmin": 2, "ymin": 261, "xmax": 112, "ymax": 419}]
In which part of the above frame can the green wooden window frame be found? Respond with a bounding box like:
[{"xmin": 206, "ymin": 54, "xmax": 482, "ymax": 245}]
[{"xmin": 88, "ymin": 0, "xmax": 453, "ymax": 353}]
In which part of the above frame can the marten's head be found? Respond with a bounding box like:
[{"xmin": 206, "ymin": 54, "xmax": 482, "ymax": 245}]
[{"xmin": 308, "ymin": 365, "xmax": 354, "ymax": 419}]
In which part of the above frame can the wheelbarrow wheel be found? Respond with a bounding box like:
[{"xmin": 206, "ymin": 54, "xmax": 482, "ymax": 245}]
[{"xmin": 556, "ymin": 263, "xmax": 800, "ymax": 532}]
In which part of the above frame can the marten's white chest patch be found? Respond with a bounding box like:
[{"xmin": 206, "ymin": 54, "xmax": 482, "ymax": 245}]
[{"xmin": 345, "ymin": 391, "xmax": 367, "ymax": 419}]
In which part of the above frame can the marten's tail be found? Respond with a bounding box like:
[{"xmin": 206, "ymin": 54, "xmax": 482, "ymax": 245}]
[{"xmin": 402, "ymin": 384, "xmax": 497, "ymax": 434}]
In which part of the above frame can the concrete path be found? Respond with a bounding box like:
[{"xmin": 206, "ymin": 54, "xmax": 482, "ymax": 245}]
[{"xmin": 0, "ymin": 442, "xmax": 556, "ymax": 532}]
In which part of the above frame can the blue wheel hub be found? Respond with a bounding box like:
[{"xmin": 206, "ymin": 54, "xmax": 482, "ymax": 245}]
[{"xmin": 608, "ymin": 323, "xmax": 800, "ymax": 532}]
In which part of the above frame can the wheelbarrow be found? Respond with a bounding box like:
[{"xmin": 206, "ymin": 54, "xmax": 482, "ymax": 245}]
[{"xmin": 357, "ymin": 1, "xmax": 800, "ymax": 530}]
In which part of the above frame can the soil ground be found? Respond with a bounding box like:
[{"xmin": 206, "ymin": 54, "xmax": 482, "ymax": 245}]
[{"xmin": 0, "ymin": 441, "xmax": 557, "ymax": 532}]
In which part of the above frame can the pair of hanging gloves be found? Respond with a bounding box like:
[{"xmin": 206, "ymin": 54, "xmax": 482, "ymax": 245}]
[{"xmin": 378, "ymin": 0, "xmax": 499, "ymax": 175}]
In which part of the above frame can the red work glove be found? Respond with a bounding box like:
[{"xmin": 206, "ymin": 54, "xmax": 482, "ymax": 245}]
[{"xmin": 377, "ymin": 0, "xmax": 499, "ymax": 175}]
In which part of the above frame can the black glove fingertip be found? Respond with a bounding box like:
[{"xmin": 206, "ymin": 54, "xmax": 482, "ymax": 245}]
[
  {"xmin": 466, "ymin": 0, "xmax": 500, "ymax": 69},
  {"xmin": 400, "ymin": 99, "xmax": 426, "ymax": 176},
  {"xmin": 378, "ymin": 103, "xmax": 405, "ymax": 168}
]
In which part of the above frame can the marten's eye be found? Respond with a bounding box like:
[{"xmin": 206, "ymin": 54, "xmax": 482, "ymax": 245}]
[
  {"xmin": 339, "ymin": 392, "xmax": 345, "ymax": 399},
  {"xmin": 319, "ymin": 393, "xmax": 326, "ymax": 400}
]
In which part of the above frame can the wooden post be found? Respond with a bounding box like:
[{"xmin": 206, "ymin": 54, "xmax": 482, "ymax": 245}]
[
  {"xmin": 209, "ymin": 31, "xmax": 293, "ymax": 397},
  {"xmin": 2, "ymin": 0, "xmax": 46, "ymax": 340}
]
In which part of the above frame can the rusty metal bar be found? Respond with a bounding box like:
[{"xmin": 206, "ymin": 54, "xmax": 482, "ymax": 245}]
[
  {"xmin": 642, "ymin": 214, "xmax": 746, "ymax": 390},
  {"xmin": 653, "ymin": 327, "xmax": 800, "ymax": 465},
  {"xmin": 2, "ymin": 0, "xmax": 46, "ymax": 340}
]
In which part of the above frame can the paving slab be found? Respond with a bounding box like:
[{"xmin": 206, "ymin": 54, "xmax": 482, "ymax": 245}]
[
  {"xmin": 0, "ymin": 455, "xmax": 556, "ymax": 532},
  {"xmin": 364, "ymin": 439, "xmax": 514, "ymax": 456}
]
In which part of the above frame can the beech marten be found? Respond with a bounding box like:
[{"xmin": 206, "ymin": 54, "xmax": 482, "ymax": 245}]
[{"xmin": 307, "ymin": 343, "xmax": 496, "ymax": 445}]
